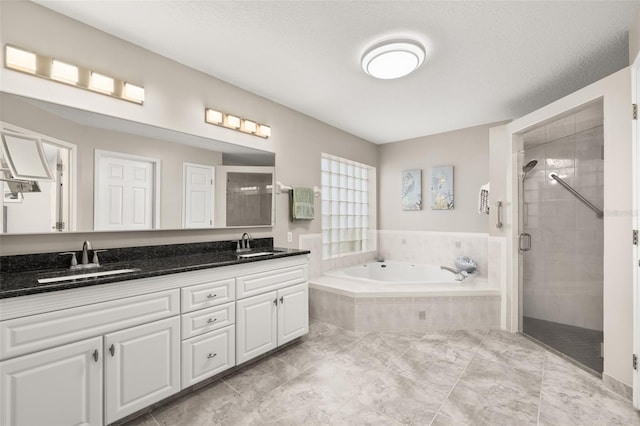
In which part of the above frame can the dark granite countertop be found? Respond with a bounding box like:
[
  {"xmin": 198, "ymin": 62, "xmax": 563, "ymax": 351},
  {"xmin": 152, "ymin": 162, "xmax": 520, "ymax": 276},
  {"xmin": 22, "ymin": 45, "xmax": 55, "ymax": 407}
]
[{"xmin": 0, "ymin": 239, "xmax": 309, "ymax": 299}]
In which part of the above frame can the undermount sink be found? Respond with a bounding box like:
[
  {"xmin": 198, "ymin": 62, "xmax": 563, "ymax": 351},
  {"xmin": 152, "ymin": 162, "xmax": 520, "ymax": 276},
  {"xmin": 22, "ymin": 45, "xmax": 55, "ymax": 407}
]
[
  {"xmin": 37, "ymin": 268, "xmax": 140, "ymax": 284},
  {"xmin": 237, "ymin": 251, "xmax": 278, "ymax": 259}
]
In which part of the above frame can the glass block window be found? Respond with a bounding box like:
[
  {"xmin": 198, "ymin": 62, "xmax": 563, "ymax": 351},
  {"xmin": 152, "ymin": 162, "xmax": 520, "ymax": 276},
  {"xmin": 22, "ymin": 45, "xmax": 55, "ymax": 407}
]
[{"xmin": 321, "ymin": 153, "xmax": 373, "ymax": 259}]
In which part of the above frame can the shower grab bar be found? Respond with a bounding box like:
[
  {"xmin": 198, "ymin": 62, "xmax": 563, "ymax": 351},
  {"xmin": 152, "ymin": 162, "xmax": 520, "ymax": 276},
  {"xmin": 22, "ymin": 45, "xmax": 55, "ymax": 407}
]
[{"xmin": 549, "ymin": 173, "xmax": 603, "ymax": 218}]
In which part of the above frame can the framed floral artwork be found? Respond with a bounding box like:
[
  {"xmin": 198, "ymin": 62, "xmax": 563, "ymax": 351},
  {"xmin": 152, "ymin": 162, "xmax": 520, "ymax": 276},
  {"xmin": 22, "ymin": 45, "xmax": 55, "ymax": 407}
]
[
  {"xmin": 401, "ymin": 169, "xmax": 421, "ymax": 210},
  {"xmin": 430, "ymin": 166, "xmax": 454, "ymax": 210}
]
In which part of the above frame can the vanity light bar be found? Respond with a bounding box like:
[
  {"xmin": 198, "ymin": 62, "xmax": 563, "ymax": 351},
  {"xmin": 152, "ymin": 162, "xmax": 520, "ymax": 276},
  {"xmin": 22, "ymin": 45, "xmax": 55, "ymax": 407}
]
[
  {"xmin": 4, "ymin": 44, "xmax": 145, "ymax": 105},
  {"xmin": 204, "ymin": 108, "xmax": 271, "ymax": 139},
  {"xmin": 5, "ymin": 45, "xmax": 36, "ymax": 73},
  {"xmin": 51, "ymin": 60, "xmax": 79, "ymax": 84},
  {"xmin": 89, "ymin": 72, "xmax": 114, "ymax": 94}
]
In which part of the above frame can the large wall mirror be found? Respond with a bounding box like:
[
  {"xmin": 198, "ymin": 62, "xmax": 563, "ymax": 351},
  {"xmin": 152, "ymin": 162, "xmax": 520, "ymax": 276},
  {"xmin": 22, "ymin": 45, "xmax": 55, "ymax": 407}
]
[{"xmin": 0, "ymin": 92, "xmax": 275, "ymax": 235}]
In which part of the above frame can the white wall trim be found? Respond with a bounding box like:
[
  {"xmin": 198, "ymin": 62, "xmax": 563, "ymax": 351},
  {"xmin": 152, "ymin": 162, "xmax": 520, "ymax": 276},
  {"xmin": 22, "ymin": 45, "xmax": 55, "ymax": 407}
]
[
  {"xmin": 488, "ymin": 236, "xmax": 508, "ymax": 330},
  {"xmin": 631, "ymin": 54, "xmax": 640, "ymax": 409},
  {"xmin": 503, "ymin": 67, "xmax": 633, "ymax": 386}
]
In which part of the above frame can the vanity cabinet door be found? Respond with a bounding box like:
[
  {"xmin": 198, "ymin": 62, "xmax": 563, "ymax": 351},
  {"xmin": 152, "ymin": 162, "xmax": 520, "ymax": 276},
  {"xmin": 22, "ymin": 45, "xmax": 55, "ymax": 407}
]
[
  {"xmin": 104, "ymin": 316, "xmax": 180, "ymax": 424},
  {"xmin": 236, "ymin": 291, "xmax": 278, "ymax": 365},
  {"xmin": 181, "ymin": 325, "xmax": 235, "ymax": 389},
  {"xmin": 0, "ymin": 337, "xmax": 102, "ymax": 426},
  {"xmin": 277, "ymin": 283, "xmax": 309, "ymax": 346}
]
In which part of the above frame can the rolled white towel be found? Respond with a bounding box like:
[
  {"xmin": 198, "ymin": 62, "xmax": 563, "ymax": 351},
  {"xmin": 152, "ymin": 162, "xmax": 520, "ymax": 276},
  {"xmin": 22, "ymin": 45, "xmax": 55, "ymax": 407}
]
[{"xmin": 478, "ymin": 183, "xmax": 490, "ymax": 215}]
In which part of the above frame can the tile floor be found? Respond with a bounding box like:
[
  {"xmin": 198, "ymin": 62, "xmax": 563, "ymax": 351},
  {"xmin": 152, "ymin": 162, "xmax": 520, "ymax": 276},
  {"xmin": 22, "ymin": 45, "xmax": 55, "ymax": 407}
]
[
  {"xmin": 523, "ymin": 316, "xmax": 603, "ymax": 374},
  {"xmin": 125, "ymin": 320, "xmax": 639, "ymax": 426}
]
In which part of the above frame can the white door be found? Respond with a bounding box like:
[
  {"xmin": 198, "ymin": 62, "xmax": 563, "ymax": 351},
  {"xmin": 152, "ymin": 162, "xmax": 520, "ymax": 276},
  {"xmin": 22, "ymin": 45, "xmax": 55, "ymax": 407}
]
[
  {"xmin": 104, "ymin": 316, "xmax": 180, "ymax": 424},
  {"xmin": 0, "ymin": 337, "xmax": 102, "ymax": 426},
  {"xmin": 95, "ymin": 150, "xmax": 159, "ymax": 231},
  {"xmin": 183, "ymin": 163, "xmax": 214, "ymax": 228},
  {"xmin": 277, "ymin": 284, "xmax": 309, "ymax": 345},
  {"xmin": 236, "ymin": 291, "xmax": 278, "ymax": 365}
]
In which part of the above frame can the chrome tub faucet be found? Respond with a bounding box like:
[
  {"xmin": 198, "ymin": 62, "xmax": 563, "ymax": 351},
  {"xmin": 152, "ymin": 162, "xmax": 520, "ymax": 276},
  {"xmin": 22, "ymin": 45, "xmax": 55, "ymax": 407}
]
[{"xmin": 440, "ymin": 265, "xmax": 468, "ymax": 282}]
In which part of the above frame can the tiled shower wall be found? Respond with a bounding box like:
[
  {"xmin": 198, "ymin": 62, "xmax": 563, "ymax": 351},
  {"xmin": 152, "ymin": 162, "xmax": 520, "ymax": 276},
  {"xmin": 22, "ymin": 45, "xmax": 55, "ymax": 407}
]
[{"xmin": 522, "ymin": 103, "xmax": 604, "ymax": 331}]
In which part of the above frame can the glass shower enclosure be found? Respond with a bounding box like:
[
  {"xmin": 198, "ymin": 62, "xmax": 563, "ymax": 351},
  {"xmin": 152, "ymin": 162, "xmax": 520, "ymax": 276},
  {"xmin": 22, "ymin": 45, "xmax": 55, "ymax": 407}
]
[{"xmin": 519, "ymin": 100, "xmax": 604, "ymax": 374}]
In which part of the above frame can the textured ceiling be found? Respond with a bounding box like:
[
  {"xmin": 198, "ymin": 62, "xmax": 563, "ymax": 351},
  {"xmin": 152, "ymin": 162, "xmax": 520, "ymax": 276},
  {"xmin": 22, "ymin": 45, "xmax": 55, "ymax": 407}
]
[{"xmin": 35, "ymin": 1, "xmax": 639, "ymax": 144}]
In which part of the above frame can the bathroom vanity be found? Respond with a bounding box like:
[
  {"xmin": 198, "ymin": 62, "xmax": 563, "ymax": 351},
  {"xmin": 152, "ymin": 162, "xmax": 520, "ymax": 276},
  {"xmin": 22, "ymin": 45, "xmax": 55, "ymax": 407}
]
[{"xmin": 0, "ymin": 241, "xmax": 309, "ymax": 426}]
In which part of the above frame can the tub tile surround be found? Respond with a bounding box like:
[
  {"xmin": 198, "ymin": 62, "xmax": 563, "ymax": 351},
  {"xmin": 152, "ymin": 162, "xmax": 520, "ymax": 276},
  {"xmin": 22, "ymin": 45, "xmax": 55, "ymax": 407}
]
[
  {"xmin": 299, "ymin": 233, "xmax": 377, "ymax": 280},
  {"xmin": 123, "ymin": 320, "xmax": 640, "ymax": 426},
  {"xmin": 303, "ymin": 230, "xmax": 504, "ymax": 333},
  {"xmin": 377, "ymin": 230, "xmax": 490, "ymax": 279},
  {"xmin": 310, "ymin": 289, "xmax": 501, "ymax": 333},
  {"xmin": 300, "ymin": 230, "xmax": 492, "ymax": 282}
]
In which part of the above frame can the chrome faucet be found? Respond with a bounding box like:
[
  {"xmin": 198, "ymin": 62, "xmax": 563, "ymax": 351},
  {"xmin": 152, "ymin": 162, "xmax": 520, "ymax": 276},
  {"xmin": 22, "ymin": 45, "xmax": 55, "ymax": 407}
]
[
  {"xmin": 236, "ymin": 233, "xmax": 253, "ymax": 253},
  {"xmin": 60, "ymin": 241, "xmax": 107, "ymax": 270},
  {"xmin": 440, "ymin": 266, "xmax": 468, "ymax": 282},
  {"xmin": 81, "ymin": 241, "xmax": 92, "ymax": 265}
]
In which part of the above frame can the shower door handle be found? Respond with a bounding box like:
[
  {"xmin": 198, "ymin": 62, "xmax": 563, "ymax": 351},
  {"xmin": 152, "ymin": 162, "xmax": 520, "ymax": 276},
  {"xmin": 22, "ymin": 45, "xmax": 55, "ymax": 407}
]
[{"xmin": 519, "ymin": 233, "xmax": 532, "ymax": 252}]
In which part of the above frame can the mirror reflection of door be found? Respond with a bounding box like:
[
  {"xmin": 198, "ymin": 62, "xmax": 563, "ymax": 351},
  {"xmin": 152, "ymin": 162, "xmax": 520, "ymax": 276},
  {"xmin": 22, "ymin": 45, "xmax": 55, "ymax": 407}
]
[
  {"xmin": 182, "ymin": 163, "xmax": 214, "ymax": 228},
  {"xmin": 0, "ymin": 123, "xmax": 75, "ymax": 234},
  {"xmin": 94, "ymin": 150, "xmax": 160, "ymax": 231}
]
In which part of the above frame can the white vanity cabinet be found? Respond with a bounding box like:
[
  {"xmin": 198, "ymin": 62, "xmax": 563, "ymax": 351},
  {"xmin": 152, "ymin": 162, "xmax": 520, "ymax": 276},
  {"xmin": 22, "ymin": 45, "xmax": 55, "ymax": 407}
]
[
  {"xmin": 104, "ymin": 316, "xmax": 181, "ymax": 424},
  {"xmin": 0, "ymin": 337, "xmax": 103, "ymax": 426},
  {"xmin": 236, "ymin": 265, "xmax": 309, "ymax": 365},
  {"xmin": 0, "ymin": 289, "xmax": 181, "ymax": 426},
  {"xmin": 180, "ymin": 279, "xmax": 236, "ymax": 389},
  {"xmin": 277, "ymin": 283, "xmax": 309, "ymax": 344},
  {"xmin": 0, "ymin": 254, "xmax": 309, "ymax": 426}
]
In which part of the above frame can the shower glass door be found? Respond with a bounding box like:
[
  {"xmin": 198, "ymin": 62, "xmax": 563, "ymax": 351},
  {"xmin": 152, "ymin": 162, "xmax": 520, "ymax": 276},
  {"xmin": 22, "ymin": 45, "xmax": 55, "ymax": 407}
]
[{"xmin": 520, "ymin": 101, "xmax": 604, "ymax": 375}]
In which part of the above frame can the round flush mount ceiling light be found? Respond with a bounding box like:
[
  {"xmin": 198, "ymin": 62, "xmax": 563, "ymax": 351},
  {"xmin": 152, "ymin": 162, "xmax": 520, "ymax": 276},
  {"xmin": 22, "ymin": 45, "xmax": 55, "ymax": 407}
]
[{"xmin": 361, "ymin": 39, "xmax": 426, "ymax": 80}]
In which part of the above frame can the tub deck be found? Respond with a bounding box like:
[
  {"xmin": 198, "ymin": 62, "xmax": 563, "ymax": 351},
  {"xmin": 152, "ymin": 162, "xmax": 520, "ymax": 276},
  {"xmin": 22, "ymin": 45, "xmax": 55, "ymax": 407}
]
[{"xmin": 310, "ymin": 275, "xmax": 500, "ymax": 298}]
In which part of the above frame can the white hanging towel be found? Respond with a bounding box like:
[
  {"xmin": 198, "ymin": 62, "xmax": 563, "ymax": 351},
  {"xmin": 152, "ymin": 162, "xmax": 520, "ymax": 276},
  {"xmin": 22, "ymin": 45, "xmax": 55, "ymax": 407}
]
[{"xmin": 478, "ymin": 183, "xmax": 490, "ymax": 215}]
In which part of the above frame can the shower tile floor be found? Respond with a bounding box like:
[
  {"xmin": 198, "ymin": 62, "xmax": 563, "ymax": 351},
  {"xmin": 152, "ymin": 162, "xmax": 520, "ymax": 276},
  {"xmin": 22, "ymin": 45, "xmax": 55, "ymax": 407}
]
[
  {"xmin": 523, "ymin": 316, "xmax": 603, "ymax": 374},
  {"xmin": 124, "ymin": 320, "xmax": 639, "ymax": 426}
]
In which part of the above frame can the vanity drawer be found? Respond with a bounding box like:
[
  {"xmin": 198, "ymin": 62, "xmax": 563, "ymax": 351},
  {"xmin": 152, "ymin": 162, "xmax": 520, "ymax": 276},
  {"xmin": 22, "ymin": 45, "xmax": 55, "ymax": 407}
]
[
  {"xmin": 181, "ymin": 325, "xmax": 235, "ymax": 389},
  {"xmin": 181, "ymin": 302, "xmax": 235, "ymax": 340},
  {"xmin": 0, "ymin": 289, "xmax": 179, "ymax": 360},
  {"xmin": 181, "ymin": 278, "xmax": 235, "ymax": 313},
  {"xmin": 236, "ymin": 264, "xmax": 308, "ymax": 299}
]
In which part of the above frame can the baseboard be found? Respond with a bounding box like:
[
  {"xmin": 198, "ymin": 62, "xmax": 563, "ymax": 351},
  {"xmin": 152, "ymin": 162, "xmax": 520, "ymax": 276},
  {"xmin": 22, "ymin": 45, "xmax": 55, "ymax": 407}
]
[{"xmin": 603, "ymin": 373, "xmax": 633, "ymax": 401}]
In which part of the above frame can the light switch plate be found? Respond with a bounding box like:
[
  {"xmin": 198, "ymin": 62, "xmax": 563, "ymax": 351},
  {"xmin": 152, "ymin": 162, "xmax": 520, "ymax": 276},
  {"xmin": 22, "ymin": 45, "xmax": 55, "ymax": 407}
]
[{"xmin": 287, "ymin": 232, "xmax": 293, "ymax": 243}]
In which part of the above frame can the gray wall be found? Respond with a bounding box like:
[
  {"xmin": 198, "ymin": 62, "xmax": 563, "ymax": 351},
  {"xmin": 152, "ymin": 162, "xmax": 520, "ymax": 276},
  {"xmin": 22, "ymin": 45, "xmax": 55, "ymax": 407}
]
[
  {"xmin": 0, "ymin": 0, "xmax": 378, "ymax": 254},
  {"xmin": 378, "ymin": 123, "xmax": 498, "ymax": 233}
]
